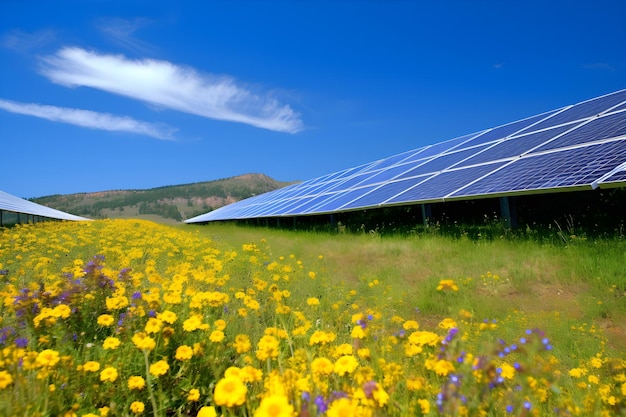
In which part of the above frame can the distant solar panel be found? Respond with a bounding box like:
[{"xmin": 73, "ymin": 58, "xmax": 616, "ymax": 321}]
[
  {"xmin": 186, "ymin": 89, "xmax": 626, "ymax": 223},
  {"xmin": 0, "ymin": 190, "xmax": 90, "ymax": 222}
]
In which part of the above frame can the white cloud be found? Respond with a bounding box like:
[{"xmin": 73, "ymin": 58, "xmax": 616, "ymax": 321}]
[
  {"xmin": 0, "ymin": 98, "xmax": 176, "ymax": 140},
  {"xmin": 40, "ymin": 47, "xmax": 304, "ymax": 133}
]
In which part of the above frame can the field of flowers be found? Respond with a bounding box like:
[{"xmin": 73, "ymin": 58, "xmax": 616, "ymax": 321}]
[{"xmin": 0, "ymin": 219, "xmax": 624, "ymax": 416}]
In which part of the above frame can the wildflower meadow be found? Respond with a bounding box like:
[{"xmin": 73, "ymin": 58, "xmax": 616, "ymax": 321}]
[{"xmin": 0, "ymin": 219, "xmax": 624, "ymax": 416}]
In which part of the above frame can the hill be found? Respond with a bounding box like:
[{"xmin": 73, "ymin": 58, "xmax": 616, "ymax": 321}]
[{"xmin": 31, "ymin": 174, "xmax": 295, "ymax": 224}]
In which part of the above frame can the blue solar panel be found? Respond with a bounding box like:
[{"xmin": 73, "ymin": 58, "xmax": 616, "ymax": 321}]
[
  {"xmin": 285, "ymin": 193, "xmax": 341, "ymax": 214},
  {"xmin": 356, "ymin": 161, "xmax": 425, "ymax": 187},
  {"xmin": 456, "ymin": 123, "xmax": 577, "ymax": 167},
  {"xmin": 306, "ymin": 186, "xmax": 381, "ymax": 213},
  {"xmin": 340, "ymin": 176, "xmax": 434, "ymax": 209},
  {"xmin": 453, "ymin": 140, "xmax": 626, "ymax": 197},
  {"xmin": 366, "ymin": 148, "xmax": 428, "ymax": 171},
  {"xmin": 186, "ymin": 89, "xmax": 626, "ymax": 224},
  {"xmin": 395, "ymin": 144, "xmax": 491, "ymax": 180},
  {"xmin": 533, "ymin": 110, "xmax": 626, "ymax": 153},
  {"xmin": 460, "ymin": 110, "xmax": 558, "ymax": 148},
  {"xmin": 388, "ymin": 162, "xmax": 507, "ymax": 203},
  {"xmin": 529, "ymin": 89, "xmax": 626, "ymax": 132},
  {"xmin": 400, "ymin": 132, "xmax": 484, "ymax": 163},
  {"xmin": 599, "ymin": 169, "xmax": 626, "ymax": 185}
]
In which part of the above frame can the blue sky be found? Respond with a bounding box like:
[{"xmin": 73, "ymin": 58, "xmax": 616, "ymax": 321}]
[{"xmin": 1, "ymin": 0, "xmax": 625, "ymax": 199}]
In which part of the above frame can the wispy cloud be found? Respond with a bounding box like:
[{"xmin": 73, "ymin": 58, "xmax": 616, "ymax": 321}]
[
  {"xmin": 2, "ymin": 29, "xmax": 56, "ymax": 52},
  {"xmin": 96, "ymin": 17, "xmax": 156, "ymax": 55},
  {"xmin": 0, "ymin": 98, "xmax": 176, "ymax": 140},
  {"xmin": 40, "ymin": 47, "xmax": 304, "ymax": 133}
]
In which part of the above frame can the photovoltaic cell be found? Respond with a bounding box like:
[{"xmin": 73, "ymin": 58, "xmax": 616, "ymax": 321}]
[
  {"xmin": 388, "ymin": 162, "xmax": 506, "ymax": 203},
  {"xmin": 395, "ymin": 144, "xmax": 490, "ymax": 180},
  {"xmin": 529, "ymin": 89, "xmax": 626, "ymax": 132},
  {"xmin": 456, "ymin": 123, "xmax": 578, "ymax": 167},
  {"xmin": 599, "ymin": 170, "xmax": 626, "ymax": 185},
  {"xmin": 533, "ymin": 110, "xmax": 626, "ymax": 153},
  {"xmin": 400, "ymin": 131, "xmax": 484, "ymax": 163},
  {"xmin": 461, "ymin": 110, "xmax": 558, "ymax": 148},
  {"xmin": 340, "ymin": 175, "xmax": 433, "ymax": 209},
  {"xmin": 453, "ymin": 140, "xmax": 626, "ymax": 197},
  {"xmin": 305, "ymin": 186, "xmax": 381, "ymax": 213}
]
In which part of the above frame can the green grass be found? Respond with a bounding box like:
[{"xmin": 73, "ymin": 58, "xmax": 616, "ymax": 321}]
[{"xmin": 187, "ymin": 223, "xmax": 626, "ymax": 357}]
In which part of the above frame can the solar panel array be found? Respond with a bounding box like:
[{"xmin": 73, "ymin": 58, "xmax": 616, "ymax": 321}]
[
  {"xmin": 0, "ymin": 190, "xmax": 90, "ymax": 222},
  {"xmin": 186, "ymin": 89, "xmax": 626, "ymax": 223}
]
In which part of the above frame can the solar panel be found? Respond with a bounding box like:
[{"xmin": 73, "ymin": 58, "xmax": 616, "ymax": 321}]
[
  {"xmin": 451, "ymin": 140, "xmax": 626, "ymax": 197},
  {"xmin": 186, "ymin": 89, "xmax": 626, "ymax": 224},
  {"xmin": 0, "ymin": 190, "xmax": 90, "ymax": 221}
]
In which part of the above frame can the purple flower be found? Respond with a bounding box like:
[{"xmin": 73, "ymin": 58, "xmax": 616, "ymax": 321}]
[
  {"xmin": 15, "ymin": 337, "xmax": 28, "ymax": 348},
  {"xmin": 314, "ymin": 395, "xmax": 327, "ymax": 413}
]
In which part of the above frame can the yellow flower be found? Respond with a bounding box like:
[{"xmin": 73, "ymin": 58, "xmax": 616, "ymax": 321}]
[
  {"xmin": 183, "ymin": 315, "xmax": 203, "ymax": 332},
  {"xmin": 214, "ymin": 319, "xmax": 226, "ymax": 330},
  {"xmin": 499, "ymin": 363, "xmax": 515, "ymax": 379},
  {"xmin": 426, "ymin": 358, "xmax": 455, "ymax": 376},
  {"xmin": 351, "ymin": 326, "xmax": 365, "ymax": 339},
  {"xmin": 214, "ymin": 376, "xmax": 247, "ymax": 407},
  {"xmin": 253, "ymin": 394, "xmax": 294, "ymax": 417},
  {"xmin": 98, "ymin": 406, "xmax": 110, "ymax": 417},
  {"xmin": 0, "ymin": 370, "xmax": 13, "ymax": 389},
  {"xmin": 209, "ymin": 330, "xmax": 225, "ymax": 343},
  {"xmin": 128, "ymin": 376, "xmax": 146, "ymax": 390},
  {"xmin": 52, "ymin": 304, "xmax": 71, "ymax": 318},
  {"xmin": 187, "ymin": 388, "xmax": 200, "ymax": 402},
  {"xmin": 175, "ymin": 345, "xmax": 194, "ymax": 361},
  {"xmin": 97, "ymin": 314, "xmax": 115, "ymax": 327},
  {"xmin": 436, "ymin": 279, "xmax": 459, "ymax": 291},
  {"xmin": 256, "ymin": 335, "xmax": 279, "ymax": 360},
  {"xmin": 306, "ymin": 297, "xmax": 320, "ymax": 306},
  {"xmin": 311, "ymin": 357, "xmax": 334, "ymax": 375},
  {"xmin": 326, "ymin": 398, "xmax": 358, "ymax": 417},
  {"xmin": 158, "ymin": 310, "xmax": 178, "ymax": 324},
  {"xmin": 408, "ymin": 331, "xmax": 440, "ymax": 346},
  {"xmin": 233, "ymin": 334, "xmax": 251, "ymax": 354},
  {"xmin": 403, "ymin": 320, "xmax": 419, "ymax": 330},
  {"xmin": 196, "ymin": 406, "xmax": 217, "ymax": 417},
  {"xmin": 590, "ymin": 357, "xmax": 603, "ymax": 369},
  {"xmin": 144, "ymin": 317, "xmax": 163, "ymax": 334},
  {"xmin": 82, "ymin": 361, "xmax": 100, "ymax": 372},
  {"xmin": 132, "ymin": 332, "xmax": 156, "ymax": 351},
  {"xmin": 418, "ymin": 398, "xmax": 430, "ymax": 414},
  {"xmin": 438, "ymin": 318, "xmax": 457, "ymax": 330},
  {"xmin": 130, "ymin": 401, "xmax": 145, "ymax": 414},
  {"xmin": 569, "ymin": 368, "xmax": 587, "ymax": 378},
  {"xmin": 149, "ymin": 360, "xmax": 169, "ymax": 377},
  {"xmin": 333, "ymin": 355, "xmax": 359, "ymax": 376},
  {"xmin": 36, "ymin": 349, "xmax": 60, "ymax": 368},
  {"xmin": 100, "ymin": 367, "xmax": 118, "ymax": 382},
  {"xmin": 103, "ymin": 337, "xmax": 121, "ymax": 350}
]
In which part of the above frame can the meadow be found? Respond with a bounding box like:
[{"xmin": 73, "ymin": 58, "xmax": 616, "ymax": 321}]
[{"xmin": 0, "ymin": 219, "xmax": 624, "ymax": 416}]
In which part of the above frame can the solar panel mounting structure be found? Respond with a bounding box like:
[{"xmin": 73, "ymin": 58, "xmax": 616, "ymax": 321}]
[{"xmin": 185, "ymin": 89, "xmax": 626, "ymax": 224}]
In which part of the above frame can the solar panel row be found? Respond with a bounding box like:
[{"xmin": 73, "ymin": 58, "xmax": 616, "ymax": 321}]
[
  {"xmin": 186, "ymin": 89, "xmax": 626, "ymax": 223},
  {"xmin": 0, "ymin": 190, "xmax": 90, "ymax": 221}
]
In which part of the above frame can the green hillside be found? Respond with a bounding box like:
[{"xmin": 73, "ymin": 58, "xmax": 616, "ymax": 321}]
[{"xmin": 31, "ymin": 174, "xmax": 294, "ymax": 224}]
